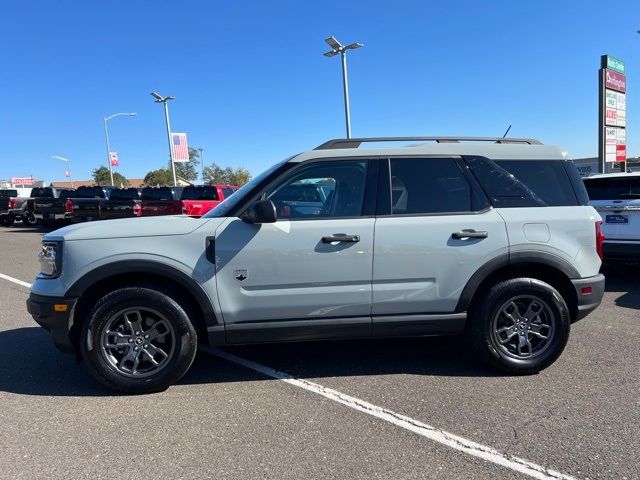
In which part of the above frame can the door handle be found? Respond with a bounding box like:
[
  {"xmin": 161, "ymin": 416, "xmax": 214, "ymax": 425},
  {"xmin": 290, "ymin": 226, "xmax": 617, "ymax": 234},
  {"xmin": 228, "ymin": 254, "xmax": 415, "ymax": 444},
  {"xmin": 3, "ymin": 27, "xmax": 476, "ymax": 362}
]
[
  {"xmin": 451, "ymin": 229, "xmax": 488, "ymax": 240},
  {"xmin": 322, "ymin": 234, "xmax": 360, "ymax": 243}
]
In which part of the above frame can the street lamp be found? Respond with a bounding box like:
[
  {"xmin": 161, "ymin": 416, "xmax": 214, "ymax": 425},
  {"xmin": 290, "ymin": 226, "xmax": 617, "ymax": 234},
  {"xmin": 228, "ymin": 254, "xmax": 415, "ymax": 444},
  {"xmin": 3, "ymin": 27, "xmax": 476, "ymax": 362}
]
[
  {"xmin": 199, "ymin": 147, "xmax": 204, "ymax": 183},
  {"xmin": 323, "ymin": 36, "xmax": 364, "ymax": 139},
  {"xmin": 151, "ymin": 92, "xmax": 177, "ymax": 186},
  {"xmin": 103, "ymin": 112, "xmax": 137, "ymax": 186},
  {"xmin": 52, "ymin": 156, "xmax": 73, "ymax": 188}
]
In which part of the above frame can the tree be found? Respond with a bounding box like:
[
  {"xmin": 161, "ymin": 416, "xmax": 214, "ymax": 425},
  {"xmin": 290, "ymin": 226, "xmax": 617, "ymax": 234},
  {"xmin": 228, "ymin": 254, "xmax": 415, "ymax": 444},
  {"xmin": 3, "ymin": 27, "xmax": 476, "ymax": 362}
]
[
  {"xmin": 170, "ymin": 147, "xmax": 200, "ymax": 183},
  {"xmin": 92, "ymin": 166, "xmax": 130, "ymax": 187},
  {"xmin": 143, "ymin": 168, "xmax": 173, "ymax": 186},
  {"xmin": 203, "ymin": 163, "xmax": 252, "ymax": 186}
]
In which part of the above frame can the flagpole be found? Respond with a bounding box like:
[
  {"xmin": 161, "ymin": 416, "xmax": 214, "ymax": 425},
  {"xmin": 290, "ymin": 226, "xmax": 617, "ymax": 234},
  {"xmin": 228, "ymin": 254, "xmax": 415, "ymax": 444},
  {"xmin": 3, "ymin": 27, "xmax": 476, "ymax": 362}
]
[{"xmin": 163, "ymin": 102, "xmax": 177, "ymax": 186}]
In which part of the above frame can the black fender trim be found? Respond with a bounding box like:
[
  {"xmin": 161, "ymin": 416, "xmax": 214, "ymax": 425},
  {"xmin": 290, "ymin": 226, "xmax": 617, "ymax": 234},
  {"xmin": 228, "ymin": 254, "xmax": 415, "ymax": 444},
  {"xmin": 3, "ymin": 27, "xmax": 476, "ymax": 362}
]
[
  {"xmin": 455, "ymin": 251, "xmax": 580, "ymax": 313},
  {"xmin": 66, "ymin": 260, "xmax": 219, "ymax": 327}
]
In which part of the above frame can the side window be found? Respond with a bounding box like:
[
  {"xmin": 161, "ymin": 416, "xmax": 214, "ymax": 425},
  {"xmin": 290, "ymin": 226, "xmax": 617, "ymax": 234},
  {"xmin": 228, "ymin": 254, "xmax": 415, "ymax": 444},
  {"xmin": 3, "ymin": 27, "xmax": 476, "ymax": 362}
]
[
  {"xmin": 389, "ymin": 158, "xmax": 483, "ymax": 215},
  {"xmin": 265, "ymin": 160, "xmax": 368, "ymax": 219}
]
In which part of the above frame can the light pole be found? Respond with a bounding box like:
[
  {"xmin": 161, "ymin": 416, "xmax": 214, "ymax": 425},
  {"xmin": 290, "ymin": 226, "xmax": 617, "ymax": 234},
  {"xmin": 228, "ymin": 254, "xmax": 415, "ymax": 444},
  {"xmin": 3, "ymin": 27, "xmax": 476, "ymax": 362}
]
[
  {"xmin": 323, "ymin": 36, "xmax": 363, "ymax": 139},
  {"xmin": 103, "ymin": 112, "xmax": 137, "ymax": 186},
  {"xmin": 199, "ymin": 147, "xmax": 204, "ymax": 183},
  {"xmin": 52, "ymin": 156, "xmax": 73, "ymax": 188},
  {"xmin": 151, "ymin": 92, "xmax": 177, "ymax": 186}
]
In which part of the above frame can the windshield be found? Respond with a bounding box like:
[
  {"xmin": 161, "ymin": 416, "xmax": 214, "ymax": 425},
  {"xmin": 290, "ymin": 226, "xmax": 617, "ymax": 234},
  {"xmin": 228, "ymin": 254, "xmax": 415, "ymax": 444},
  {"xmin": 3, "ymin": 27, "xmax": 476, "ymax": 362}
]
[
  {"xmin": 584, "ymin": 176, "xmax": 640, "ymax": 200},
  {"xmin": 204, "ymin": 160, "xmax": 290, "ymax": 218}
]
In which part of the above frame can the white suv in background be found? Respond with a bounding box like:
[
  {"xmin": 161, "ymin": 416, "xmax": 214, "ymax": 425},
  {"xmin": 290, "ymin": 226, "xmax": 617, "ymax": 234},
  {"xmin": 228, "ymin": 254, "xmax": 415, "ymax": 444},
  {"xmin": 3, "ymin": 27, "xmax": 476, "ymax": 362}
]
[
  {"xmin": 584, "ymin": 172, "xmax": 640, "ymax": 262},
  {"xmin": 27, "ymin": 136, "xmax": 605, "ymax": 393}
]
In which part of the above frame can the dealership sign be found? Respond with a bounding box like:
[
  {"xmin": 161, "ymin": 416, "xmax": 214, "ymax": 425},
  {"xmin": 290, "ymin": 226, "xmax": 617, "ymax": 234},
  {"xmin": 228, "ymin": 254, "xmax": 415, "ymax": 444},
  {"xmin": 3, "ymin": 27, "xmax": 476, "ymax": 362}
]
[
  {"xmin": 10, "ymin": 177, "xmax": 35, "ymax": 186},
  {"xmin": 599, "ymin": 55, "xmax": 627, "ymax": 169}
]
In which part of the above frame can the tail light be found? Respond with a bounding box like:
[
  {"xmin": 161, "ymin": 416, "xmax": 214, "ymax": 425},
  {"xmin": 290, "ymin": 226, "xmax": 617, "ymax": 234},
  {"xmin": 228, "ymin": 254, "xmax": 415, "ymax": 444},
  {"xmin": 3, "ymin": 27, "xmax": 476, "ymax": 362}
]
[
  {"xmin": 595, "ymin": 220, "xmax": 605, "ymax": 261},
  {"xmin": 8, "ymin": 198, "xmax": 15, "ymax": 209},
  {"xmin": 133, "ymin": 203, "xmax": 142, "ymax": 217},
  {"xmin": 65, "ymin": 199, "xmax": 73, "ymax": 213}
]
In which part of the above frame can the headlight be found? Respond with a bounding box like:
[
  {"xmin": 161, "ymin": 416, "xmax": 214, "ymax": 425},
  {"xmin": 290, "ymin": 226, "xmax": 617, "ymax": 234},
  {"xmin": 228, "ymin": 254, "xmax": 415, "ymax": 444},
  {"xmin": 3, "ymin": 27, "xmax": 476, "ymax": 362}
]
[{"xmin": 38, "ymin": 241, "xmax": 62, "ymax": 278}]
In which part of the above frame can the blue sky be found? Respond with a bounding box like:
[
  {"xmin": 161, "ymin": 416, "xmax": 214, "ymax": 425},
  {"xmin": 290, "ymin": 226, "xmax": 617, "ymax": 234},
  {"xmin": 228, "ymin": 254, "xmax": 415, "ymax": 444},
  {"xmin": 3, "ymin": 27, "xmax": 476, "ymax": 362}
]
[{"xmin": 1, "ymin": 0, "xmax": 639, "ymax": 183}]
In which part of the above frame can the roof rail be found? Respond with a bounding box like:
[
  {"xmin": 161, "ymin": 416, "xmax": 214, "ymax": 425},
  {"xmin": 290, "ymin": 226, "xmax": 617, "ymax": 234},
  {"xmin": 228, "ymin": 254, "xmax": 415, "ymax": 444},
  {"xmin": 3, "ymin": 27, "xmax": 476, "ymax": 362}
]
[{"xmin": 314, "ymin": 136, "xmax": 543, "ymax": 150}]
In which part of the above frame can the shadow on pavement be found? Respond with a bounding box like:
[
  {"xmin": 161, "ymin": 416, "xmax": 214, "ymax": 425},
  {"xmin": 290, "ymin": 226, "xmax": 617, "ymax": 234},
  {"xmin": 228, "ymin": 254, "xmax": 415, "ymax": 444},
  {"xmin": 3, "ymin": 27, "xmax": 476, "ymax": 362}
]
[
  {"xmin": 0, "ymin": 327, "xmax": 498, "ymax": 396},
  {"xmin": 602, "ymin": 263, "xmax": 640, "ymax": 310}
]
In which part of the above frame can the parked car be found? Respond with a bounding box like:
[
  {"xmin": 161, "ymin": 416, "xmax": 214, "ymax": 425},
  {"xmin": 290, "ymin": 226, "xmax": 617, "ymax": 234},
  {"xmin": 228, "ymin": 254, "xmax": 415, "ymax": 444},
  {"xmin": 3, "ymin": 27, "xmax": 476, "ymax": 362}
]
[
  {"xmin": 180, "ymin": 184, "xmax": 238, "ymax": 217},
  {"xmin": 138, "ymin": 186, "xmax": 183, "ymax": 217},
  {"xmin": 6, "ymin": 188, "xmax": 38, "ymax": 226},
  {"xmin": 102, "ymin": 188, "xmax": 142, "ymax": 220},
  {"xmin": 29, "ymin": 187, "xmax": 76, "ymax": 226},
  {"xmin": 28, "ymin": 136, "xmax": 605, "ymax": 393},
  {"xmin": 66, "ymin": 186, "xmax": 115, "ymax": 223},
  {"xmin": 0, "ymin": 189, "xmax": 19, "ymax": 226},
  {"xmin": 584, "ymin": 172, "xmax": 640, "ymax": 262}
]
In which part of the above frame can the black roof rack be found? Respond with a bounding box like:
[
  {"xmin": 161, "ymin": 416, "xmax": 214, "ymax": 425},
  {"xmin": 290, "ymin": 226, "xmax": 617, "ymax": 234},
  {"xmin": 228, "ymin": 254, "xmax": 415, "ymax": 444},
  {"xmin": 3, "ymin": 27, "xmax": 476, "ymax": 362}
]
[{"xmin": 314, "ymin": 136, "xmax": 543, "ymax": 150}]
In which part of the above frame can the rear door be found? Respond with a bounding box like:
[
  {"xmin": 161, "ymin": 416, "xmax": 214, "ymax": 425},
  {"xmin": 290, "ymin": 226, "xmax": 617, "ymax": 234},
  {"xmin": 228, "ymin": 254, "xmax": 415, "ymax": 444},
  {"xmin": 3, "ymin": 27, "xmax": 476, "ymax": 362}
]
[
  {"xmin": 371, "ymin": 157, "xmax": 508, "ymax": 334},
  {"xmin": 584, "ymin": 175, "xmax": 640, "ymax": 241}
]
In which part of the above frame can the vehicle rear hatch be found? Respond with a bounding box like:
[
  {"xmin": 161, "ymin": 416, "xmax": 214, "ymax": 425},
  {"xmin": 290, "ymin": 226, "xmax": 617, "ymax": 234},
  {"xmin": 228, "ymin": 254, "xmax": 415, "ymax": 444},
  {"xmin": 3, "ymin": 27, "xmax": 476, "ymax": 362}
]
[{"xmin": 585, "ymin": 175, "xmax": 640, "ymax": 241}]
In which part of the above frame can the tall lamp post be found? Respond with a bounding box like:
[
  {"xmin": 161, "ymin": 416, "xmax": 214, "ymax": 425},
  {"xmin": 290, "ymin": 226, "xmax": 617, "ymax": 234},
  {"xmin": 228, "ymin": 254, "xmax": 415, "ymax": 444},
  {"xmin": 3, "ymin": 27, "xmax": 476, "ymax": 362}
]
[
  {"xmin": 199, "ymin": 147, "xmax": 204, "ymax": 183},
  {"xmin": 52, "ymin": 156, "xmax": 73, "ymax": 188},
  {"xmin": 103, "ymin": 112, "xmax": 137, "ymax": 186},
  {"xmin": 151, "ymin": 92, "xmax": 177, "ymax": 186},
  {"xmin": 323, "ymin": 36, "xmax": 363, "ymax": 139}
]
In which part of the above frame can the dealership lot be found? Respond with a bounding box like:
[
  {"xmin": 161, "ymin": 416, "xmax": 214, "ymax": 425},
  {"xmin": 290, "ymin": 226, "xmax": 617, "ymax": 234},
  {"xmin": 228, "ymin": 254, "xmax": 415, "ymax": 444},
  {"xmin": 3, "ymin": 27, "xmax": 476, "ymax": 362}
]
[{"xmin": 0, "ymin": 225, "xmax": 638, "ymax": 480}]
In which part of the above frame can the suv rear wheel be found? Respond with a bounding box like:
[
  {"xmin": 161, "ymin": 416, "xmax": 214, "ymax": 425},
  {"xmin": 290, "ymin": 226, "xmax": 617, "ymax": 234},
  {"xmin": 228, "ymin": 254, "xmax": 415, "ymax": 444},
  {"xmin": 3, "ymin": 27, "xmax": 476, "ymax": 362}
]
[
  {"xmin": 80, "ymin": 287, "xmax": 198, "ymax": 393},
  {"xmin": 469, "ymin": 278, "xmax": 570, "ymax": 374}
]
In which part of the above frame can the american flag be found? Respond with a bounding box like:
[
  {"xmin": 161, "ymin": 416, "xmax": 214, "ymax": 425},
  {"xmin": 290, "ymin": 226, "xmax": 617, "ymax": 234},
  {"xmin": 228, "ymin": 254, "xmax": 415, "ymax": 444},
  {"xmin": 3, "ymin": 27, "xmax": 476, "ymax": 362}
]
[{"xmin": 171, "ymin": 132, "xmax": 189, "ymax": 163}]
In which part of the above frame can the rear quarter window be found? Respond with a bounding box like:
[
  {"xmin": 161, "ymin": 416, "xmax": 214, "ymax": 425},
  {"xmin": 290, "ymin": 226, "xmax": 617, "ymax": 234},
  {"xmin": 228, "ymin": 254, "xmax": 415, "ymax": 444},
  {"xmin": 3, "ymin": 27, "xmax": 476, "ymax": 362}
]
[
  {"xmin": 141, "ymin": 187, "xmax": 175, "ymax": 200},
  {"xmin": 465, "ymin": 157, "xmax": 583, "ymax": 207}
]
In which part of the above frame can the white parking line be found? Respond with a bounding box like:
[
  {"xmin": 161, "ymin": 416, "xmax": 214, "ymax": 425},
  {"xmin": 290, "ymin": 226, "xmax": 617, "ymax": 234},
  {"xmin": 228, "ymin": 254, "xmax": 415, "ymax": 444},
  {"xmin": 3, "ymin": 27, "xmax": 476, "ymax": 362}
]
[
  {"xmin": 0, "ymin": 273, "xmax": 32, "ymax": 289},
  {"xmin": 206, "ymin": 348, "xmax": 577, "ymax": 480},
  {"xmin": 0, "ymin": 273, "xmax": 575, "ymax": 479}
]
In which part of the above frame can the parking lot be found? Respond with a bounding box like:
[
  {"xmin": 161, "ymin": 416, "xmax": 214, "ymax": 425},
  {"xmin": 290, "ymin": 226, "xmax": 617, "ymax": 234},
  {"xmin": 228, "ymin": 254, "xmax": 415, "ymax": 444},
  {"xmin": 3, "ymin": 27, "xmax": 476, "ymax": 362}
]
[{"xmin": 0, "ymin": 224, "xmax": 638, "ymax": 480}]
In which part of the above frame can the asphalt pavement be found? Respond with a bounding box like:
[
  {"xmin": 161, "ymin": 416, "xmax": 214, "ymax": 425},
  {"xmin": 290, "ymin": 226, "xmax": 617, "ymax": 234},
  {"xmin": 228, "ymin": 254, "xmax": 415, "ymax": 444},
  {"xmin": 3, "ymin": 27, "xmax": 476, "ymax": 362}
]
[{"xmin": 0, "ymin": 224, "xmax": 638, "ymax": 480}]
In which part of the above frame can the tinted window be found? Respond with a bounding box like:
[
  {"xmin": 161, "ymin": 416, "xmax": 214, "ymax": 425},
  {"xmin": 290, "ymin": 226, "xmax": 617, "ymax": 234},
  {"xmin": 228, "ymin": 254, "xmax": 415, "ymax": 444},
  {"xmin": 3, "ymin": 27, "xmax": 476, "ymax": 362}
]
[
  {"xmin": 141, "ymin": 187, "xmax": 175, "ymax": 200},
  {"xmin": 0, "ymin": 190, "xmax": 18, "ymax": 197},
  {"xmin": 31, "ymin": 188, "xmax": 54, "ymax": 198},
  {"xmin": 584, "ymin": 176, "xmax": 640, "ymax": 200},
  {"xmin": 75, "ymin": 186, "xmax": 106, "ymax": 198},
  {"xmin": 466, "ymin": 157, "xmax": 579, "ymax": 207},
  {"xmin": 59, "ymin": 190, "xmax": 76, "ymax": 200},
  {"xmin": 180, "ymin": 186, "xmax": 218, "ymax": 201},
  {"xmin": 110, "ymin": 188, "xmax": 141, "ymax": 200},
  {"xmin": 266, "ymin": 160, "xmax": 367, "ymax": 219},
  {"xmin": 221, "ymin": 187, "xmax": 235, "ymax": 198},
  {"xmin": 388, "ymin": 158, "xmax": 482, "ymax": 214}
]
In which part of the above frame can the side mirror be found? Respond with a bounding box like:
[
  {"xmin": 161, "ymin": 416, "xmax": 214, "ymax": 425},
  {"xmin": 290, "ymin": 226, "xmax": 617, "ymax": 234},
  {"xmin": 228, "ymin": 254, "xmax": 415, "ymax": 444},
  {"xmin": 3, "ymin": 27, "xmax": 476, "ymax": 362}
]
[{"xmin": 242, "ymin": 199, "xmax": 277, "ymax": 224}]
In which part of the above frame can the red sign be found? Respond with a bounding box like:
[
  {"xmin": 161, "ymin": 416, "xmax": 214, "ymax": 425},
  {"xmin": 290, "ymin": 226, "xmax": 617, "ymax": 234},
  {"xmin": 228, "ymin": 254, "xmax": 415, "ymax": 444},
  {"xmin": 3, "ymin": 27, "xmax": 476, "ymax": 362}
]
[
  {"xmin": 109, "ymin": 151, "xmax": 119, "ymax": 167},
  {"xmin": 605, "ymin": 69, "xmax": 626, "ymax": 93},
  {"xmin": 616, "ymin": 144, "xmax": 626, "ymax": 162},
  {"xmin": 10, "ymin": 177, "xmax": 35, "ymax": 185}
]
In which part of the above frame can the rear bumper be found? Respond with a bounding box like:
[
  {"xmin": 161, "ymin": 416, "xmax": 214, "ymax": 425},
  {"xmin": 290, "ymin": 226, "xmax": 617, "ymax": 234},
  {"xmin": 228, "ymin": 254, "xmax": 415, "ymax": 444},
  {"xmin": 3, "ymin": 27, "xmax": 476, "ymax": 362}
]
[
  {"xmin": 34, "ymin": 212, "xmax": 68, "ymax": 220},
  {"xmin": 602, "ymin": 241, "xmax": 640, "ymax": 262},
  {"xmin": 26, "ymin": 292, "xmax": 77, "ymax": 353},
  {"xmin": 571, "ymin": 274, "xmax": 605, "ymax": 322}
]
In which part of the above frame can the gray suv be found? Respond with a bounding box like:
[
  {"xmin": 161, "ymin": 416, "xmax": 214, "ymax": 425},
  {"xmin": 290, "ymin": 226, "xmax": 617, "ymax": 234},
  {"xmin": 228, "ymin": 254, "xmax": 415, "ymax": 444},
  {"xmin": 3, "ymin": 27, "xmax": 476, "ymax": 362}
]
[{"xmin": 27, "ymin": 137, "xmax": 605, "ymax": 393}]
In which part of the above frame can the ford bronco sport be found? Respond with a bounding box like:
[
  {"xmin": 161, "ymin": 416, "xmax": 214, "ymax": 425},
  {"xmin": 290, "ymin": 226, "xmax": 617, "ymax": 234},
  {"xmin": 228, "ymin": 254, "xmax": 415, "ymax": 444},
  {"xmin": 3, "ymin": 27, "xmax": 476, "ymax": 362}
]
[{"xmin": 27, "ymin": 137, "xmax": 605, "ymax": 393}]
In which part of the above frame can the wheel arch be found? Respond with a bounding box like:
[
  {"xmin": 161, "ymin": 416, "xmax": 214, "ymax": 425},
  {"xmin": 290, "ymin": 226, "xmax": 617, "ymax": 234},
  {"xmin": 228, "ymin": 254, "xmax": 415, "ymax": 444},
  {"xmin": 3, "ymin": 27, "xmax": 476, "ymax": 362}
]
[
  {"xmin": 67, "ymin": 261, "xmax": 220, "ymax": 354},
  {"xmin": 456, "ymin": 252, "xmax": 579, "ymax": 322}
]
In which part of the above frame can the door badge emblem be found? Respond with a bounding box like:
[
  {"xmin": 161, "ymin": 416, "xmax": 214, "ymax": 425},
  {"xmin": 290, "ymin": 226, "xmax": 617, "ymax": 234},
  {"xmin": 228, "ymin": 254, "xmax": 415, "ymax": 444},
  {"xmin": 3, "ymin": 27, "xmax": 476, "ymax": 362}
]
[{"xmin": 234, "ymin": 269, "xmax": 248, "ymax": 281}]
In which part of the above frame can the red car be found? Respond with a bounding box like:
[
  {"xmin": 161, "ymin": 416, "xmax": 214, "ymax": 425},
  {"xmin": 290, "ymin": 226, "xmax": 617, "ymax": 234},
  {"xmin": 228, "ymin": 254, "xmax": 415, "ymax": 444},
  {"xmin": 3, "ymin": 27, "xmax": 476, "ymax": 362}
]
[{"xmin": 180, "ymin": 184, "xmax": 238, "ymax": 217}]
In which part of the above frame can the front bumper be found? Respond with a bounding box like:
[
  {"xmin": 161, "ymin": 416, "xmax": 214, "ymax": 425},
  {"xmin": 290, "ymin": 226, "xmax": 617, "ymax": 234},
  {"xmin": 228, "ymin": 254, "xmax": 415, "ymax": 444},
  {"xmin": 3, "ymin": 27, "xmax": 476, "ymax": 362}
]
[
  {"xmin": 26, "ymin": 292, "xmax": 77, "ymax": 353},
  {"xmin": 602, "ymin": 241, "xmax": 640, "ymax": 262},
  {"xmin": 571, "ymin": 274, "xmax": 605, "ymax": 322}
]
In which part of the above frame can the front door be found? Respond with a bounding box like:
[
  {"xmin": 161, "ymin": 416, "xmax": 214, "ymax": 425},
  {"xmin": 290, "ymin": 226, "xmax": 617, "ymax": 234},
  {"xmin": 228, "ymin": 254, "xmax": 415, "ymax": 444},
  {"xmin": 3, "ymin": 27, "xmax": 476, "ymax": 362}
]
[{"xmin": 214, "ymin": 159, "xmax": 376, "ymax": 343}]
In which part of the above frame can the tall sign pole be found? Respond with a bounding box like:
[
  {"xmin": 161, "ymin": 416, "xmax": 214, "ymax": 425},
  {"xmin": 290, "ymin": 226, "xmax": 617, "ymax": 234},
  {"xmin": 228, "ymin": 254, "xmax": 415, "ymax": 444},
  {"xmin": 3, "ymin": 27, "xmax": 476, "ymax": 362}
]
[
  {"xmin": 163, "ymin": 101, "xmax": 178, "ymax": 186},
  {"xmin": 599, "ymin": 55, "xmax": 627, "ymax": 174}
]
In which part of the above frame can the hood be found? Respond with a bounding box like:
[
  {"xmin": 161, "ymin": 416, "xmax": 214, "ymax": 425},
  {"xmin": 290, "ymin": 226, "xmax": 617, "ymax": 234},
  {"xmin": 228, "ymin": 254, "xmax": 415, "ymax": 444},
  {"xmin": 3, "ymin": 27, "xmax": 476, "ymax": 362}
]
[{"xmin": 44, "ymin": 216, "xmax": 227, "ymax": 241}]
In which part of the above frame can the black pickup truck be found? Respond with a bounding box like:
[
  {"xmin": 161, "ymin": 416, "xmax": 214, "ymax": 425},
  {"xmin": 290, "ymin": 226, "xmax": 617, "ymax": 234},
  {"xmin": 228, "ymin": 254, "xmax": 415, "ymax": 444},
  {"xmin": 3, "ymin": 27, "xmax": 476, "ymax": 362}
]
[
  {"xmin": 66, "ymin": 186, "xmax": 115, "ymax": 223},
  {"xmin": 30, "ymin": 187, "xmax": 76, "ymax": 226},
  {"xmin": 0, "ymin": 189, "xmax": 18, "ymax": 226},
  {"xmin": 101, "ymin": 188, "xmax": 141, "ymax": 220}
]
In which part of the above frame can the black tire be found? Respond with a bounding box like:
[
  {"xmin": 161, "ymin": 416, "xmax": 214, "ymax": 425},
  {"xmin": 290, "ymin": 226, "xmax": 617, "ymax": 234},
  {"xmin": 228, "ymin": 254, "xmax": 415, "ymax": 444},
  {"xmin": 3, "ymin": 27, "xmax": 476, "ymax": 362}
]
[
  {"xmin": 0, "ymin": 215, "xmax": 14, "ymax": 226},
  {"xmin": 80, "ymin": 287, "xmax": 198, "ymax": 394},
  {"xmin": 468, "ymin": 278, "xmax": 570, "ymax": 374},
  {"xmin": 21, "ymin": 212, "xmax": 38, "ymax": 226}
]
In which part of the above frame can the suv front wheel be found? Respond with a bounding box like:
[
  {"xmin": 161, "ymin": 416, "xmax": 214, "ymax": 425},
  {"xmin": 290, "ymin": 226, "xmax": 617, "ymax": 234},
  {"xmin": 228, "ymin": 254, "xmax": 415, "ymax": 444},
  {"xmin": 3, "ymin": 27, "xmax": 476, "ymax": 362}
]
[
  {"xmin": 80, "ymin": 287, "xmax": 198, "ymax": 393},
  {"xmin": 470, "ymin": 278, "xmax": 570, "ymax": 374}
]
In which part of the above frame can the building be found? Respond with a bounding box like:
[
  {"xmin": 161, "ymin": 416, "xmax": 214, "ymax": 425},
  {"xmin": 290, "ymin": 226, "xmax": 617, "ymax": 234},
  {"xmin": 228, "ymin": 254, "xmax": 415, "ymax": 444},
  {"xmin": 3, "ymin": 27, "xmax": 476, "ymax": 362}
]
[
  {"xmin": 572, "ymin": 157, "xmax": 639, "ymax": 177},
  {"xmin": 50, "ymin": 179, "xmax": 145, "ymax": 188}
]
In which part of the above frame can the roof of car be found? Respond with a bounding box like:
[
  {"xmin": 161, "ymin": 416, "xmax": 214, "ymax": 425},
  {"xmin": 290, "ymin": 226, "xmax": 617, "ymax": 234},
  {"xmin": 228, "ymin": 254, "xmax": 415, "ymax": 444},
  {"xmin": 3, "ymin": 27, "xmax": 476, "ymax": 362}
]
[
  {"xmin": 584, "ymin": 172, "xmax": 640, "ymax": 180},
  {"xmin": 290, "ymin": 138, "xmax": 569, "ymax": 163}
]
